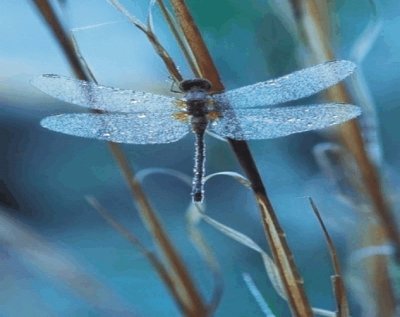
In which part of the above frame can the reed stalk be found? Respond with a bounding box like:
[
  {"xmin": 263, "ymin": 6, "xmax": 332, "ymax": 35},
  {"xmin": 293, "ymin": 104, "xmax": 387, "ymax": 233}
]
[
  {"xmin": 309, "ymin": 198, "xmax": 350, "ymax": 317},
  {"xmin": 289, "ymin": 0, "xmax": 400, "ymax": 256},
  {"xmin": 287, "ymin": 1, "xmax": 397, "ymax": 315},
  {"xmin": 167, "ymin": 1, "xmax": 313, "ymax": 316},
  {"xmin": 32, "ymin": 1, "xmax": 207, "ymax": 315}
]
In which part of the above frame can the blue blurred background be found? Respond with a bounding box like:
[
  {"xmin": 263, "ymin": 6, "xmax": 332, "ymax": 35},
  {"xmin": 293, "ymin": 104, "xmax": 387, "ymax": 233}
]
[{"xmin": 0, "ymin": 0, "xmax": 399, "ymax": 316}]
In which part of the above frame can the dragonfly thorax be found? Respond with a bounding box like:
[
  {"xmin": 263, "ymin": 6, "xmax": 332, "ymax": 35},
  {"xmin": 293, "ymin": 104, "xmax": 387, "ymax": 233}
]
[
  {"xmin": 179, "ymin": 78, "xmax": 211, "ymax": 92},
  {"xmin": 180, "ymin": 78, "xmax": 212, "ymax": 120}
]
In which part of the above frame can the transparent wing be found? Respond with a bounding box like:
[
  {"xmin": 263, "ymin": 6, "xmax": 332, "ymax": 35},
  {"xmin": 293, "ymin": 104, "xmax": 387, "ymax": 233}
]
[
  {"xmin": 213, "ymin": 60, "xmax": 356, "ymax": 109},
  {"xmin": 32, "ymin": 74, "xmax": 177, "ymax": 113},
  {"xmin": 208, "ymin": 103, "xmax": 361, "ymax": 140},
  {"xmin": 41, "ymin": 112, "xmax": 189, "ymax": 144}
]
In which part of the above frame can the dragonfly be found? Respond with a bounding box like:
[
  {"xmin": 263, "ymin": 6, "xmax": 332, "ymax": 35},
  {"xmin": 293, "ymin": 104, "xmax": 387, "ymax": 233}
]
[{"xmin": 32, "ymin": 60, "xmax": 361, "ymax": 202}]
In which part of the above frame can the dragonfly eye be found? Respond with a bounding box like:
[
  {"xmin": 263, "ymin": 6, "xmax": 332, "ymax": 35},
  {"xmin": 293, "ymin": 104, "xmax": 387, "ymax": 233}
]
[{"xmin": 179, "ymin": 79, "xmax": 212, "ymax": 92}]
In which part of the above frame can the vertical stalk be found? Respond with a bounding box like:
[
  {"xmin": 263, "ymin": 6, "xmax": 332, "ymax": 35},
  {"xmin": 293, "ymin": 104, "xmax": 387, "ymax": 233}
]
[
  {"xmin": 289, "ymin": 1, "xmax": 398, "ymax": 315},
  {"xmin": 32, "ymin": 0, "xmax": 87, "ymax": 80},
  {"xmin": 294, "ymin": 0, "xmax": 400, "ymax": 257},
  {"xmin": 169, "ymin": 1, "xmax": 313, "ymax": 316},
  {"xmin": 32, "ymin": 1, "xmax": 207, "ymax": 315}
]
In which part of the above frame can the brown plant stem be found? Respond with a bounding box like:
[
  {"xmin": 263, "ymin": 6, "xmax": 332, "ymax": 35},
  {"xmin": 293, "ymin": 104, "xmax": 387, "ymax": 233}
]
[
  {"xmin": 292, "ymin": 0, "xmax": 400, "ymax": 259},
  {"xmin": 289, "ymin": 0, "xmax": 398, "ymax": 315},
  {"xmin": 32, "ymin": 1, "xmax": 207, "ymax": 316},
  {"xmin": 363, "ymin": 222, "xmax": 397, "ymax": 317},
  {"xmin": 157, "ymin": 0, "xmax": 201, "ymax": 77},
  {"xmin": 108, "ymin": 144, "xmax": 207, "ymax": 317},
  {"xmin": 168, "ymin": 0, "xmax": 222, "ymax": 91},
  {"xmin": 169, "ymin": 1, "xmax": 313, "ymax": 316},
  {"xmin": 108, "ymin": 0, "xmax": 183, "ymax": 82},
  {"xmin": 32, "ymin": 0, "xmax": 87, "ymax": 80},
  {"xmin": 86, "ymin": 196, "xmax": 188, "ymax": 315}
]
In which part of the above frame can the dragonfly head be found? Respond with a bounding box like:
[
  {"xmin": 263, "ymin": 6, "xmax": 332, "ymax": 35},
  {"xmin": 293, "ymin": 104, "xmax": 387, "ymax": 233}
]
[{"xmin": 179, "ymin": 78, "xmax": 211, "ymax": 92}]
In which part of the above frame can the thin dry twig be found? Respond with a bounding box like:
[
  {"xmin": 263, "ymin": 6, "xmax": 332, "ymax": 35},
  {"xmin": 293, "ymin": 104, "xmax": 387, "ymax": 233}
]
[
  {"xmin": 32, "ymin": 0, "xmax": 88, "ymax": 80},
  {"xmin": 86, "ymin": 196, "xmax": 188, "ymax": 314},
  {"xmin": 285, "ymin": 1, "xmax": 397, "ymax": 315},
  {"xmin": 186, "ymin": 204, "xmax": 223, "ymax": 315},
  {"xmin": 107, "ymin": 0, "xmax": 183, "ymax": 82},
  {"xmin": 192, "ymin": 198, "xmax": 340, "ymax": 316},
  {"xmin": 32, "ymin": 1, "xmax": 207, "ymax": 316},
  {"xmin": 168, "ymin": 0, "xmax": 223, "ymax": 91},
  {"xmin": 106, "ymin": 144, "xmax": 207, "ymax": 317},
  {"xmin": 309, "ymin": 198, "xmax": 350, "ymax": 317},
  {"xmin": 157, "ymin": 0, "xmax": 201, "ymax": 76},
  {"xmin": 167, "ymin": 1, "xmax": 313, "ymax": 316},
  {"xmin": 133, "ymin": 167, "xmax": 224, "ymax": 315}
]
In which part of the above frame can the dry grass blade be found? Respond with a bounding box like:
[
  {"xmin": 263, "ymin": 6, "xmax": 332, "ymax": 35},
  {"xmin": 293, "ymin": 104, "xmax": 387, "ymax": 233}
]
[
  {"xmin": 309, "ymin": 198, "xmax": 350, "ymax": 317},
  {"xmin": 108, "ymin": 0, "xmax": 183, "ymax": 82},
  {"xmin": 86, "ymin": 196, "xmax": 190, "ymax": 315},
  {"xmin": 157, "ymin": 0, "xmax": 201, "ymax": 77},
  {"xmin": 0, "ymin": 207, "xmax": 136, "ymax": 315},
  {"xmin": 362, "ymin": 222, "xmax": 397, "ymax": 316},
  {"xmin": 204, "ymin": 171, "xmax": 252, "ymax": 188},
  {"xmin": 193, "ymin": 207, "xmax": 286, "ymax": 299},
  {"xmin": 286, "ymin": 1, "xmax": 397, "ymax": 315},
  {"xmin": 288, "ymin": 0, "xmax": 400, "ymax": 260},
  {"xmin": 167, "ymin": 0, "xmax": 313, "ymax": 315},
  {"xmin": 70, "ymin": 35, "xmax": 98, "ymax": 84},
  {"xmin": 133, "ymin": 168, "xmax": 224, "ymax": 315},
  {"xmin": 311, "ymin": 308, "xmax": 336, "ymax": 317},
  {"xmin": 349, "ymin": 0, "xmax": 383, "ymax": 166},
  {"xmin": 32, "ymin": 0, "xmax": 87, "ymax": 80},
  {"xmin": 168, "ymin": 0, "xmax": 222, "ymax": 90},
  {"xmin": 33, "ymin": 1, "xmax": 206, "ymax": 316},
  {"xmin": 193, "ymin": 202, "xmax": 337, "ymax": 316},
  {"xmin": 186, "ymin": 203, "xmax": 223, "ymax": 315},
  {"xmin": 107, "ymin": 144, "xmax": 207, "ymax": 317},
  {"xmin": 242, "ymin": 272, "xmax": 276, "ymax": 317}
]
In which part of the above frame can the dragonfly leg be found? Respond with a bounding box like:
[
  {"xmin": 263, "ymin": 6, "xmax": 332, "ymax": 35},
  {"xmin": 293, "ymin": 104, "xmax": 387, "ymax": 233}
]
[{"xmin": 168, "ymin": 76, "xmax": 181, "ymax": 93}]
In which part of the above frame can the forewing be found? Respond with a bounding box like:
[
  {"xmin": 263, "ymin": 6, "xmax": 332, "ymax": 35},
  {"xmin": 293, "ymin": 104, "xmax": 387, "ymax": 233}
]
[
  {"xmin": 213, "ymin": 60, "xmax": 356, "ymax": 109},
  {"xmin": 41, "ymin": 112, "xmax": 189, "ymax": 144},
  {"xmin": 208, "ymin": 103, "xmax": 361, "ymax": 140},
  {"xmin": 32, "ymin": 74, "xmax": 177, "ymax": 113}
]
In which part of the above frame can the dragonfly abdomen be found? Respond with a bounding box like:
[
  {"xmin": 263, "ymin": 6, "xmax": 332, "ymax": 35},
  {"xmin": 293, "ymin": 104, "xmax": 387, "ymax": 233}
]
[
  {"xmin": 192, "ymin": 129, "xmax": 206, "ymax": 202},
  {"xmin": 181, "ymin": 83, "xmax": 211, "ymax": 203},
  {"xmin": 189, "ymin": 105, "xmax": 209, "ymax": 202}
]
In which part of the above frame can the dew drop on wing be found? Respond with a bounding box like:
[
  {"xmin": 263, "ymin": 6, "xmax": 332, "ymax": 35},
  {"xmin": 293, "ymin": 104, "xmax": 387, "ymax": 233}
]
[
  {"xmin": 208, "ymin": 103, "xmax": 361, "ymax": 140},
  {"xmin": 31, "ymin": 74, "xmax": 179, "ymax": 114},
  {"xmin": 40, "ymin": 112, "xmax": 190, "ymax": 144},
  {"xmin": 212, "ymin": 60, "xmax": 356, "ymax": 110}
]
